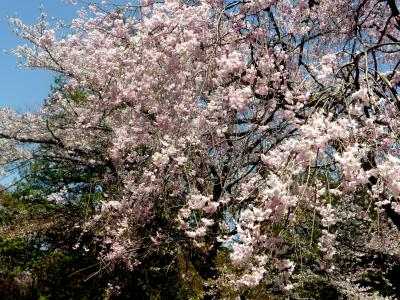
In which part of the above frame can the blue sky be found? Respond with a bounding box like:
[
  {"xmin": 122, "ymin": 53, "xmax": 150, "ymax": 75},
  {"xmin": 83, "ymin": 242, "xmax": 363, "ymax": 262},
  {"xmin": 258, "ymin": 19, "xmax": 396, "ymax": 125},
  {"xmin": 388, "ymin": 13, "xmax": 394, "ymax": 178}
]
[
  {"xmin": 0, "ymin": 0, "xmax": 81, "ymax": 112},
  {"xmin": 0, "ymin": 0, "xmax": 133, "ymax": 112},
  {"xmin": 0, "ymin": 1, "xmax": 133, "ymax": 186},
  {"xmin": 0, "ymin": 1, "xmax": 80, "ymax": 186}
]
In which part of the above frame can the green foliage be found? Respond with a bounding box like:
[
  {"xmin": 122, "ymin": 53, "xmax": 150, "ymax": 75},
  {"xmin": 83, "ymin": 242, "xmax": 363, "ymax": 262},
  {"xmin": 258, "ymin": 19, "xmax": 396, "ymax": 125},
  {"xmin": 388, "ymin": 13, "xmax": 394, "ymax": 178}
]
[
  {"xmin": 0, "ymin": 157, "xmax": 106, "ymax": 299},
  {"xmin": 0, "ymin": 154, "xmax": 198, "ymax": 299},
  {"xmin": 296, "ymin": 276, "xmax": 341, "ymax": 299}
]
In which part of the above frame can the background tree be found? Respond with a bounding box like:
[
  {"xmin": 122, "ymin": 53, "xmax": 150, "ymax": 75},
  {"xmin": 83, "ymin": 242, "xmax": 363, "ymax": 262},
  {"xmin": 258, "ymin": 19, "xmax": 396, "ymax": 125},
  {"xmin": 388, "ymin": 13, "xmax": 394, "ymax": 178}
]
[{"xmin": 0, "ymin": 78, "xmax": 198, "ymax": 299}]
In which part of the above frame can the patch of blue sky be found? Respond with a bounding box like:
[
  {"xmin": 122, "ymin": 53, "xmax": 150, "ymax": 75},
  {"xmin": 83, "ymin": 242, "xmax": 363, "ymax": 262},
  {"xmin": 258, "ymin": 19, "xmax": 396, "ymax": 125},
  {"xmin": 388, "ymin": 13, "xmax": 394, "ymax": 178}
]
[{"xmin": 0, "ymin": 1, "xmax": 137, "ymax": 187}]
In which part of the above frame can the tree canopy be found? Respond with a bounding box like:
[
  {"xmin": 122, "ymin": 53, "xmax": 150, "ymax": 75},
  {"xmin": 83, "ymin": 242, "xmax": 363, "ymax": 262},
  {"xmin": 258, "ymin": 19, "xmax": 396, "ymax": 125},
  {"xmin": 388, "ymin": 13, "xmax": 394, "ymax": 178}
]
[{"xmin": 1, "ymin": 0, "xmax": 400, "ymax": 298}]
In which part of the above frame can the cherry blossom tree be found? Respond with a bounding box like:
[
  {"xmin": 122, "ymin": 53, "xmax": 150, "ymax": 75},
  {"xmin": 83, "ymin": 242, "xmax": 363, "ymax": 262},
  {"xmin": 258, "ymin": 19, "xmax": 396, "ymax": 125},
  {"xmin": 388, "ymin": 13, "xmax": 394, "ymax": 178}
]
[{"xmin": 1, "ymin": 0, "xmax": 400, "ymax": 297}]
